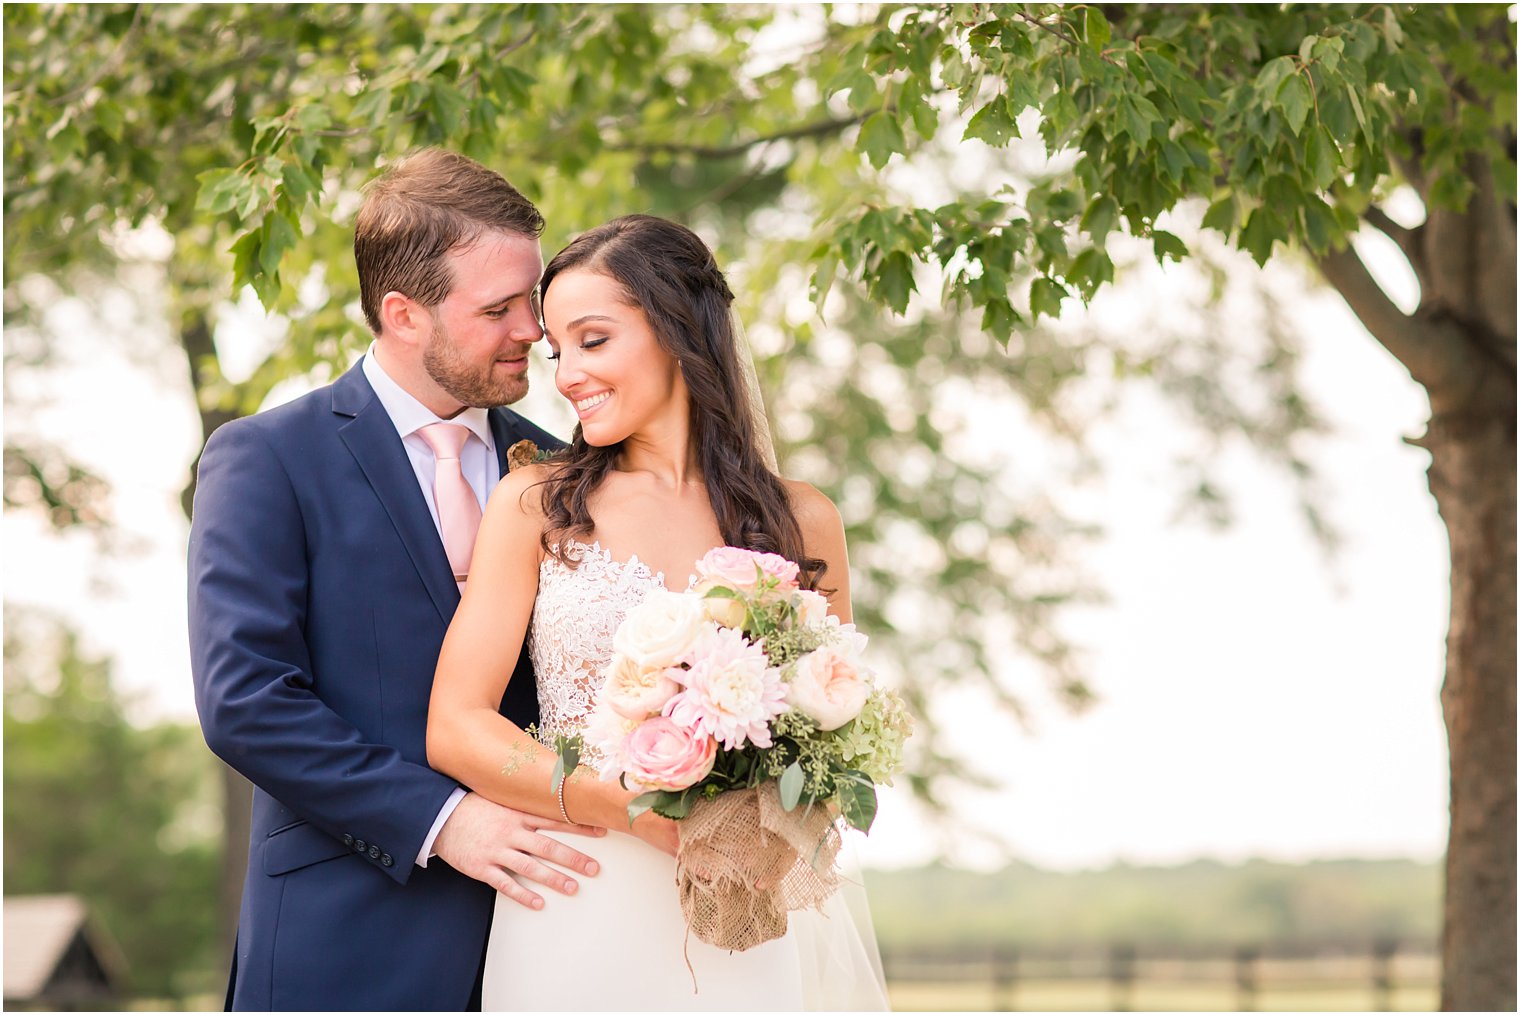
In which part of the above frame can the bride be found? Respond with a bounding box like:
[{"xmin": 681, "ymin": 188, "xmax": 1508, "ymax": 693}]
[{"xmin": 427, "ymin": 215, "xmax": 886, "ymax": 1010}]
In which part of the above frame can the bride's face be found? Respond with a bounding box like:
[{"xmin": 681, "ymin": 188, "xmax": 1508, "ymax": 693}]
[{"xmin": 542, "ymin": 268, "xmax": 687, "ymax": 447}]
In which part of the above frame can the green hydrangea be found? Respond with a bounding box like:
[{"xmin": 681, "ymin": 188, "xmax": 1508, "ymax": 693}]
[{"xmin": 833, "ymin": 688, "xmax": 913, "ymax": 785}]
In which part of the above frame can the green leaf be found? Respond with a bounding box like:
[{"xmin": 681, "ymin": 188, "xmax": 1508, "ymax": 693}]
[
  {"xmin": 1305, "ymin": 126, "xmax": 1339, "ymax": 190},
  {"xmin": 195, "ymin": 169, "xmax": 243, "ymax": 214},
  {"xmin": 280, "ymin": 161, "xmax": 321, "ymax": 205},
  {"xmin": 876, "ymin": 250, "xmax": 916, "ymax": 314},
  {"xmin": 1346, "ymin": 84, "xmax": 1369, "ymax": 138},
  {"xmin": 1083, "ymin": 8, "xmax": 1111, "ymax": 51},
  {"xmin": 1079, "ymin": 195, "xmax": 1119, "ymax": 244},
  {"xmin": 809, "ymin": 251, "xmax": 840, "ymax": 310},
  {"xmin": 835, "ymin": 770, "xmax": 878, "ymax": 832},
  {"xmin": 964, "ymin": 95, "xmax": 1017, "ymax": 147},
  {"xmin": 1240, "ymin": 208, "xmax": 1279, "ymax": 265},
  {"xmin": 351, "ymin": 86, "xmax": 392, "ymax": 125},
  {"xmin": 1255, "ymin": 55, "xmax": 1296, "ymax": 98},
  {"xmin": 1029, "ymin": 277, "xmax": 1066, "ymax": 321},
  {"xmin": 431, "ymin": 82, "xmax": 469, "ymax": 137},
  {"xmin": 1201, "ymin": 194, "xmax": 1238, "ymax": 235},
  {"xmin": 779, "ymin": 762, "xmax": 804, "ymax": 811},
  {"xmin": 626, "ymin": 791, "xmax": 661, "ymax": 824},
  {"xmin": 652, "ymin": 790, "xmax": 694, "ymax": 821},
  {"xmin": 94, "ymin": 100, "xmax": 124, "ymax": 141},
  {"xmin": 859, "ymin": 111, "xmax": 906, "ymax": 169},
  {"xmin": 980, "ymin": 297, "xmax": 1017, "ymax": 346},
  {"xmin": 260, "ymin": 211, "xmax": 298, "ymax": 280},
  {"xmin": 1151, "ymin": 230, "xmax": 1188, "ymax": 263},
  {"xmin": 1277, "ymin": 73, "xmax": 1312, "ymax": 136}
]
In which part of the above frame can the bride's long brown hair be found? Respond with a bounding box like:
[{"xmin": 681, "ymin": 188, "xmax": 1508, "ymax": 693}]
[{"xmin": 537, "ymin": 215, "xmax": 825, "ymax": 590}]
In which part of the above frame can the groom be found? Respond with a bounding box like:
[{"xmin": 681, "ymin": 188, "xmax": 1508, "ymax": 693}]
[{"xmin": 188, "ymin": 148, "xmax": 599, "ymax": 1011}]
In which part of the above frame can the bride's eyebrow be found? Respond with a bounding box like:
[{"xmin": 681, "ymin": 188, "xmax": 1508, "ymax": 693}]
[{"xmin": 566, "ymin": 313, "xmax": 615, "ymax": 331}]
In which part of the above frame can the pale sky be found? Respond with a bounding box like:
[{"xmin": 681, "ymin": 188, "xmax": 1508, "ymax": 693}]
[{"xmin": 3, "ymin": 231, "xmax": 1448, "ymax": 873}]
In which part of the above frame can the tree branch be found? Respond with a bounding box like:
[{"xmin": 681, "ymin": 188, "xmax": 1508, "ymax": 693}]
[
  {"xmin": 1363, "ymin": 204, "xmax": 1423, "ymax": 271},
  {"xmin": 1313, "ymin": 242, "xmax": 1468, "ymax": 396},
  {"xmin": 56, "ymin": 5, "xmax": 146, "ymax": 105},
  {"xmin": 606, "ymin": 114, "xmax": 867, "ymax": 160}
]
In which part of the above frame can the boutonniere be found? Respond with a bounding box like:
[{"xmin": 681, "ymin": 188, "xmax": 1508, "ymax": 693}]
[{"xmin": 506, "ymin": 439, "xmax": 554, "ymax": 471}]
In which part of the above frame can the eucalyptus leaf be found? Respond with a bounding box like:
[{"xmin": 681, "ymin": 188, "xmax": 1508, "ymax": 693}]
[{"xmin": 779, "ymin": 762, "xmax": 805, "ymax": 811}]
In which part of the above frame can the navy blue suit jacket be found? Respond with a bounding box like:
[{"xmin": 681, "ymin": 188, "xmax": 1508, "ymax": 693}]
[{"xmin": 188, "ymin": 360, "xmax": 561, "ymax": 1011}]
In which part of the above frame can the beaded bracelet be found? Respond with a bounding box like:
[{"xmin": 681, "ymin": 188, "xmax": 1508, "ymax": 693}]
[{"xmin": 556, "ymin": 776, "xmax": 574, "ymax": 825}]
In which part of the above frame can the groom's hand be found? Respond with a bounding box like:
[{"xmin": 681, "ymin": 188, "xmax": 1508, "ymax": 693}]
[{"xmin": 433, "ymin": 792, "xmax": 604, "ymax": 910}]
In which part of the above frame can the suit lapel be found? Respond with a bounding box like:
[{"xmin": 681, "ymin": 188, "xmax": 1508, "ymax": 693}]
[
  {"xmin": 333, "ymin": 363, "xmax": 458, "ymax": 622},
  {"xmin": 487, "ymin": 410, "xmax": 513, "ymax": 478}
]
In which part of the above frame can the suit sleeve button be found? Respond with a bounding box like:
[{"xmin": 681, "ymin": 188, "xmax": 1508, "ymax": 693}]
[
  {"xmin": 368, "ymin": 845, "xmax": 381, "ymax": 859},
  {"xmin": 381, "ymin": 854, "xmax": 394, "ymax": 867},
  {"xmin": 354, "ymin": 839, "xmax": 366, "ymax": 852},
  {"xmin": 342, "ymin": 834, "xmax": 354, "ymax": 847}
]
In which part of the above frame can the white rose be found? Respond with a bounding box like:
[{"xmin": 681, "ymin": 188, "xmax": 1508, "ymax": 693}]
[
  {"xmin": 601, "ymin": 653, "xmax": 682, "ymax": 720},
  {"xmin": 788, "ymin": 645, "xmax": 871, "ymax": 731},
  {"xmin": 612, "ymin": 589, "xmax": 709, "ymax": 670},
  {"xmin": 794, "ymin": 588, "xmax": 831, "ymax": 626}
]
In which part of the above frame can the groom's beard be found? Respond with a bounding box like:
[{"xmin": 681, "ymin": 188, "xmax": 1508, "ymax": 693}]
[{"xmin": 423, "ymin": 320, "xmax": 532, "ymax": 408}]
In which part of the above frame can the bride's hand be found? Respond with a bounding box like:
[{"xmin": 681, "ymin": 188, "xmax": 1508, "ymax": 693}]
[{"xmin": 629, "ymin": 809, "xmax": 680, "ymax": 857}]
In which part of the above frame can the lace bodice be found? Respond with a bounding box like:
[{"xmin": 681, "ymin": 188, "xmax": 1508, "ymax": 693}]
[{"xmin": 529, "ymin": 540, "xmax": 691, "ymax": 753}]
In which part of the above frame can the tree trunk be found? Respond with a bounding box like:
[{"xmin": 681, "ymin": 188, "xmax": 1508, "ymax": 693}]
[
  {"xmin": 1425, "ymin": 399, "xmax": 1517, "ymax": 1012},
  {"xmin": 175, "ymin": 303, "xmax": 253, "ymax": 974},
  {"xmin": 1317, "ymin": 164, "xmax": 1517, "ymax": 1007}
]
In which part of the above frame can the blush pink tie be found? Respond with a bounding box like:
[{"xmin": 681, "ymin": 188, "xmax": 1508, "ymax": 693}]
[{"xmin": 418, "ymin": 423, "xmax": 482, "ymax": 584}]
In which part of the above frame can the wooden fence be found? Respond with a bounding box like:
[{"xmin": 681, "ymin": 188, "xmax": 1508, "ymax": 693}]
[{"xmin": 880, "ymin": 939, "xmax": 1439, "ymax": 1012}]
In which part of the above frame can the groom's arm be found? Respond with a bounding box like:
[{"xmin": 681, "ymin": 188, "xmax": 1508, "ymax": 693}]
[{"xmin": 188, "ymin": 418, "xmax": 460, "ymax": 886}]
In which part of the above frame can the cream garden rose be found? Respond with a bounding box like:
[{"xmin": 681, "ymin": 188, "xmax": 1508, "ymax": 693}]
[
  {"xmin": 694, "ymin": 582, "xmax": 748, "ymax": 628},
  {"xmin": 601, "ymin": 653, "xmax": 682, "ymax": 720},
  {"xmin": 787, "ymin": 645, "xmax": 870, "ymax": 731},
  {"xmin": 612, "ymin": 588, "xmax": 708, "ymax": 669}
]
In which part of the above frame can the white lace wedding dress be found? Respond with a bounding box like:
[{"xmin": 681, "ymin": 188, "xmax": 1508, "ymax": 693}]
[{"xmin": 480, "ymin": 541, "xmax": 889, "ymax": 1012}]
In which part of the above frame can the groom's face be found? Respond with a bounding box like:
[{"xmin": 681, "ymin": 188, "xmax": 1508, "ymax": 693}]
[{"xmin": 422, "ymin": 229, "xmax": 545, "ymax": 409}]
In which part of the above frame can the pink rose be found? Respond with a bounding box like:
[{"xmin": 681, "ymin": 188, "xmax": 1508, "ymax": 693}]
[
  {"xmin": 788, "ymin": 646, "xmax": 870, "ymax": 731},
  {"xmin": 622, "ymin": 717, "xmax": 718, "ymax": 791},
  {"xmin": 695, "ymin": 546, "xmax": 800, "ymax": 593}
]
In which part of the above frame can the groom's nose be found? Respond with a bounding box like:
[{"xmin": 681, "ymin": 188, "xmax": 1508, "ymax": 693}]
[{"xmin": 509, "ymin": 305, "xmax": 544, "ymax": 344}]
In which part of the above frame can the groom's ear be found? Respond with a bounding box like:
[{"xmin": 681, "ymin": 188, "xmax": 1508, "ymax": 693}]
[{"xmin": 379, "ymin": 291, "xmax": 429, "ymax": 345}]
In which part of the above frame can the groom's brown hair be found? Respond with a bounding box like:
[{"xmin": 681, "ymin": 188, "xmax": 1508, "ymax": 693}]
[{"xmin": 354, "ymin": 147, "xmax": 544, "ymax": 334}]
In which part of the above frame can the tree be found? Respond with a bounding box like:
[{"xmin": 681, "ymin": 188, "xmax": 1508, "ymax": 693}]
[
  {"xmin": 806, "ymin": 7, "xmax": 1513, "ymax": 1008},
  {"xmin": 5, "ymin": 4, "xmax": 1511, "ymax": 1006},
  {"xmin": 4, "ymin": 1, "xmax": 1102, "ymax": 956},
  {"xmin": 3, "ymin": 608, "xmax": 223, "ymax": 1000}
]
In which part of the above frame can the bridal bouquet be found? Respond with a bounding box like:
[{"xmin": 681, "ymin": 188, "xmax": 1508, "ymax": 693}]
[{"xmin": 553, "ymin": 546, "xmax": 911, "ymax": 951}]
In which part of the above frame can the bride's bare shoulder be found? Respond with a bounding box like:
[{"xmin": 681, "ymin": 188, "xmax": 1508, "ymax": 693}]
[
  {"xmin": 487, "ymin": 461, "xmax": 567, "ymax": 524},
  {"xmin": 779, "ymin": 478, "xmax": 844, "ymax": 538}
]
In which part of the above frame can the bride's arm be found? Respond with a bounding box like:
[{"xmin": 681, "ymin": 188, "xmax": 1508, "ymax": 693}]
[
  {"xmin": 784, "ymin": 479, "xmax": 853, "ymax": 622},
  {"xmin": 427, "ymin": 465, "xmax": 675, "ymax": 850}
]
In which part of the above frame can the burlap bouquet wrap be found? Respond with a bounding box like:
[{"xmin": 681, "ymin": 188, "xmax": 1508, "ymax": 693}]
[{"xmin": 675, "ymin": 782, "xmax": 842, "ymax": 951}]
